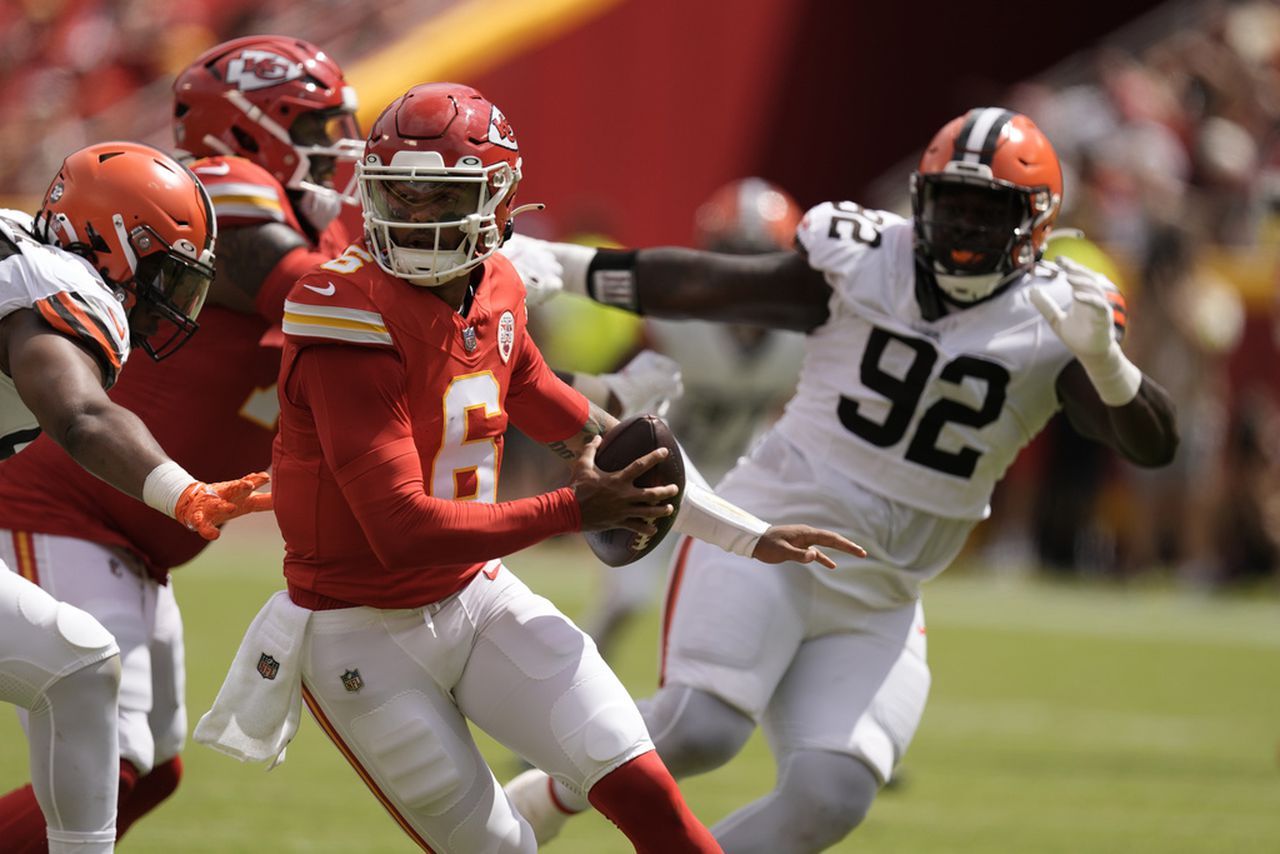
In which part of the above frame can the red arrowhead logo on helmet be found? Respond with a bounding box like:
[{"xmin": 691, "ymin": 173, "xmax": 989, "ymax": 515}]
[
  {"xmin": 488, "ymin": 105, "xmax": 518, "ymax": 151},
  {"xmin": 224, "ymin": 49, "xmax": 304, "ymax": 92}
]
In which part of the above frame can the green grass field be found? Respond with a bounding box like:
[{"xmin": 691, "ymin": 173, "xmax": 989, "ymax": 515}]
[{"xmin": 3, "ymin": 521, "xmax": 1279, "ymax": 852}]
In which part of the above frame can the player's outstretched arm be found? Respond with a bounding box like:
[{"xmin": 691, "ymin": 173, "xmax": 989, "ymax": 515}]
[
  {"xmin": 1030, "ymin": 258, "xmax": 1178, "ymax": 467},
  {"xmin": 503, "ymin": 235, "xmax": 832, "ymax": 331},
  {"xmin": 4, "ymin": 310, "xmax": 272, "ymax": 539},
  {"xmin": 543, "ymin": 400, "xmax": 865, "ymax": 566}
]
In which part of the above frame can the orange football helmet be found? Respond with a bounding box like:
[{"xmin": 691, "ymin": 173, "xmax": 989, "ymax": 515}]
[
  {"xmin": 359, "ymin": 82, "xmax": 525, "ymax": 285},
  {"xmin": 35, "ymin": 141, "xmax": 217, "ymax": 360},
  {"xmin": 172, "ymin": 35, "xmax": 362, "ymax": 206},
  {"xmin": 911, "ymin": 107, "xmax": 1062, "ymax": 303},
  {"xmin": 694, "ymin": 177, "xmax": 802, "ymax": 253}
]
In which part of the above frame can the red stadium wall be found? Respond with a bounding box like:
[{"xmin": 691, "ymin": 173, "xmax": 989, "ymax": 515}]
[
  {"xmin": 466, "ymin": 0, "xmax": 800, "ymax": 246},
  {"xmin": 465, "ymin": 0, "xmax": 1166, "ymax": 247}
]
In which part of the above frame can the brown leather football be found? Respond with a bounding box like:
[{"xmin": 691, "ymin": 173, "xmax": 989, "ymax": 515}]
[{"xmin": 584, "ymin": 414, "xmax": 685, "ymax": 567}]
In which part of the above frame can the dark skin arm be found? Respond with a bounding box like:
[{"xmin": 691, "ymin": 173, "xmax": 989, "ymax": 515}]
[
  {"xmin": 205, "ymin": 222, "xmax": 307, "ymax": 312},
  {"xmin": 1055, "ymin": 363, "xmax": 1179, "ymax": 467},
  {"xmin": 0, "ymin": 309, "xmax": 168, "ymax": 497},
  {"xmin": 627, "ymin": 248, "xmax": 832, "ymax": 332}
]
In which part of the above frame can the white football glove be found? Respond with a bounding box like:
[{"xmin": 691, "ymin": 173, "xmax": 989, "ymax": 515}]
[
  {"xmin": 1029, "ymin": 256, "xmax": 1142, "ymax": 406},
  {"xmin": 500, "ymin": 234, "xmax": 565, "ymax": 307},
  {"xmin": 599, "ymin": 350, "xmax": 684, "ymax": 418}
]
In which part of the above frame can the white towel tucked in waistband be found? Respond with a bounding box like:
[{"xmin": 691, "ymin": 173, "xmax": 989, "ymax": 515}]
[{"xmin": 194, "ymin": 590, "xmax": 311, "ymax": 769}]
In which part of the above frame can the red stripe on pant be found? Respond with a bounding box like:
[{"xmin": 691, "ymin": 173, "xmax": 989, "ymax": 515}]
[
  {"xmin": 12, "ymin": 531, "xmax": 37, "ymax": 583},
  {"xmin": 659, "ymin": 536, "xmax": 696, "ymax": 687},
  {"xmin": 301, "ymin": 683, "xmax": 438, "ymax": 853}
]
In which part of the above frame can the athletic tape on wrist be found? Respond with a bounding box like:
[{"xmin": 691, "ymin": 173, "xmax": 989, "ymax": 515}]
[
  {"xmin": 1080, "ymin": 348, "xmax": 1142, "ymax": 407},
  {"xmin": 143, "ymin": 461, "xmax": 198, "ymax": 518},
  {"xmin": 673, "ymin": 447, "xmax": 769, "ymax": 556}
]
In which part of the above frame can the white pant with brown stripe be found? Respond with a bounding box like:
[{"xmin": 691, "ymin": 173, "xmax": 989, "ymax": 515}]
[
  {"xmin": 1, "ymin": 540, "xmax": 122, "ymax": 853},
  {"xmin": 0, "ymin": 531, "xmax": 186, "ymax": 776},
  {"xmin": 299, "ymin": 562, "xmax": 653, "ymax": 853}
]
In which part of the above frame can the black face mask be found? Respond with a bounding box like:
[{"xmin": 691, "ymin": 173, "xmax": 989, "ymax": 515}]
[
  {"xmin": 125, "ymin": 231, "xmax": 214, "ymax": 360},
  {"xmin": 914, "ymin": 176, "xmax": 1030, "ymax": 277}
]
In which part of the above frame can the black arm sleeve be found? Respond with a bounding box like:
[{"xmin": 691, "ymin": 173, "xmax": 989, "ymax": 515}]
[{"xmin": 1056, "ymin": 360, "xmax": 1179, "ymax": 467}]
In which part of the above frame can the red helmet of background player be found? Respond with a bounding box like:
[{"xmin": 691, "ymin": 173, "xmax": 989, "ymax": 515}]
[
  {"xmin": 359, "ymin": 82, "xmax": 526, "ymax": 285},
  {"xmin": 35, "ymin": 141, "xmax": 217, "ymax": 360},
  {"xmin": 172, "ymin": 35, "xmax": 362, "ymax": 204},
  {"xmin": 911, "ymin": 107, "xmax": 1063, "ymax": 303},
  {"xmin": 694, "ymin": 177, "xmax": 802, "ymax": 253}
]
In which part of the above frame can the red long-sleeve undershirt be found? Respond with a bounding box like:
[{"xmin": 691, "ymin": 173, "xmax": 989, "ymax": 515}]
[{"xmin": 287, "ymin": 344, "xmax": 583, "ymax": 573}]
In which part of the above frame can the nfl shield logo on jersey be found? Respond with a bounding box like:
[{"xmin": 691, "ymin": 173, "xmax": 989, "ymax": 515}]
[
  {"xmin": 341, "ymin": 669, "xmax": 363, "ymax": 693},
  {"xmin": 257, "ymin": 653, "xmax": 279, "ymax": 681},
  {"xmin": 498, "ymin": 310, "xmax": 515, "ymax": 363}
]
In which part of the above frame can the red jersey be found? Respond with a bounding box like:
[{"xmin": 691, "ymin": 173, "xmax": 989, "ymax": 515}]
[
  {"xmin": 0, "ymin": 156, "xmax": 350, "ymax": 580},
  {"xmin": 274, "ymin": 243, "xmax": 589, "ymax": 609}
]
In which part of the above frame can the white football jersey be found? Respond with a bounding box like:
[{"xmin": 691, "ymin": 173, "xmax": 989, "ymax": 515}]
[
  {"xmin": 770, "ymin": 201, "xmax": 1087, "ymax": 520},
  {"xmin": 0, "ymin": 209, "xmax": 131, "ymax": 458}
]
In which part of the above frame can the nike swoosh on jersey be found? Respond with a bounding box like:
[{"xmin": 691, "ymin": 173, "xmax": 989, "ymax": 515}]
[
  {"xmin": 303, "ymin": 282, "xmax": 337, "ymax": 296},
  {"xmin": 194, "ymin": 162, "xmax": 232, "ymax": 176}
]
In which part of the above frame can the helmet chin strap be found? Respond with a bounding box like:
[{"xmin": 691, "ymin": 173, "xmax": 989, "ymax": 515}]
[{"xmin": 934, "ymin": 270, "xmax": 1004, "ymax": 304}]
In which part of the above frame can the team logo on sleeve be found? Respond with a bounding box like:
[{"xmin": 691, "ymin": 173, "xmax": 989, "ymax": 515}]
[
  {"xmin": 488, "ymin": 105, "xmax": 518, "ymax": 150},
  {"xmin": 257, "ymin": 653, "xmax": 280, "ymax": 680},
  {"xmin": 225, "ymin": 49, "xmax": 304, "ymax": 92},
  {"xmin": 497, "ymin": 310, "xmax": 516, "ymax": 363}
]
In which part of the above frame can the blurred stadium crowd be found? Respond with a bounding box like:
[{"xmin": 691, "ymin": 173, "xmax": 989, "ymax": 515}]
[{"xmin": 2, "ymin": 0, "xmax": 1278, "ymax": 588}]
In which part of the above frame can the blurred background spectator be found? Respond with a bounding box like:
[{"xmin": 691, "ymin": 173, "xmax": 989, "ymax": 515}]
[{"xmin": 2, "ymin": 0, "xmax": 1278, "ymax": 589}]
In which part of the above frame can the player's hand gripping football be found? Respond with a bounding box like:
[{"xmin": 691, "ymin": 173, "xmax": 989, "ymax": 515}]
[
  {"xmin": 752, "ymin": 525, "xmax": 867, "ymax": 569},
  {"xmin": 570, "ymin": 436, "xmax": 678, "ymax": 535},
  {"xmin": 174, "ymin": 471, "xmax": 273, "ymax": 541}
]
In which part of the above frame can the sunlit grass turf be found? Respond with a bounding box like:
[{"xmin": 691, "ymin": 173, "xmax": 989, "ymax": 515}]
[{"xmin": 3, "ymin": 522, "xmax": 1279, "ymax": 852}]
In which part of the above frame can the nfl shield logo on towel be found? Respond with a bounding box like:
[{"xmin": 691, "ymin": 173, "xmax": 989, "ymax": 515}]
[
  {"xmin": 498, "ymin": 311, "xmax": 515, "ymax": 363},
  {"xmin": 257, "ymin": 653, "xmax": 279, "ymax": 680},
  {"xmin": 341, "ymin": 669, "xmax": 363, "ymax": 693}
]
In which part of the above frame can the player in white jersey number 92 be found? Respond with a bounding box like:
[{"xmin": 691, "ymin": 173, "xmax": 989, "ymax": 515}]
[{"xmin": 502, "ymin": 107, "xmax": 1177, "ymax": 853}]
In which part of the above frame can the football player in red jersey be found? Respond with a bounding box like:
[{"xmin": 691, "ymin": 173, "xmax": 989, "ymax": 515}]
[
  {"xmin": 0, "ymin": 35, "xmax": 357, "ymax": 849},
  {"xmin": 195, "ymin": 82, "xmax": 862, "ymax": 854},
  {"xmin": 501, "ymin": 108, "xmax": 1180, "ymax": 853},
  {"xmin": 0, "ymin": 141, "xmax": 269, "ymax": 854}
]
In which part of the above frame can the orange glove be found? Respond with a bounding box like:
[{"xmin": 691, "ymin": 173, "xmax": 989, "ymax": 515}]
[{"xmin": 174, "ymin": 471, "xmax": 273, "ymax": 540}]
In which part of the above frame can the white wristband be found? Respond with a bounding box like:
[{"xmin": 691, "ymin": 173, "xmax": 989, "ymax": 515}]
[
  {"xmin": 143, "ymin": 461, "xmax": 198, "ymax": 518},
  {"xmin": 673, "ymin": 447, "xmax": 770, "ymax": 556},
  {"xmin": 1078, "ymin": 347, "xmax": 1142, "ymax": 407},
  {"xmin": 555, "ymin": 242, "xmax": 598, "ymax": 297}
]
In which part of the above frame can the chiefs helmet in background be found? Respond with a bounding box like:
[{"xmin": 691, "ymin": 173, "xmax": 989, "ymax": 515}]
[
  {"xmin": 694, "ymin": 177, "xmax": 802, "ymax": 253},
  {"xmin": 359, "ymin": 82, "xmax": 527, "ymax": 286},
  {"xmin": 912, "ymin": 107, "xmax": 1063, "ymax": 303},
  {"xmin": 35, "ymin": 141, "xmax": 217, "ymax": 360},
  {"xmin": 172, "ymin": 35, "xmax": 362, "ymax": 214}
]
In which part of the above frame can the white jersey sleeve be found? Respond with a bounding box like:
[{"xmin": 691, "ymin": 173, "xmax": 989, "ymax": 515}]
[
  {"xmin": 0, "ymin": 210, "xmax": 131, "ymax": 458},
  {"xmin": 769, "ymin": 201, "xmax": 1076, "ymax": 520}
]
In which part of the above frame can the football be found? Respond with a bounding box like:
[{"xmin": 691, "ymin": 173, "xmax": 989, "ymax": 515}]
[{"xmin": 584, "ymin": 414, "xmax": 685, "ymax": 567}]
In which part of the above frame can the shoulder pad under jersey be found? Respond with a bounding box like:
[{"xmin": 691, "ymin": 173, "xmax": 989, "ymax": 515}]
[
  {"xmin": 282, "ymin": 244, "xmax": 393, "ymax": 348},
  {"xmin": 190, "ymin": 156, "xmax": 297, "ymax": 229},
  {"xmin": 797, "ymin": 201, "xmax": 907, "ymax": 278},
  {"xmin": 0, "ymin": 223, "xmax": 130, "ymax": 387}
]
